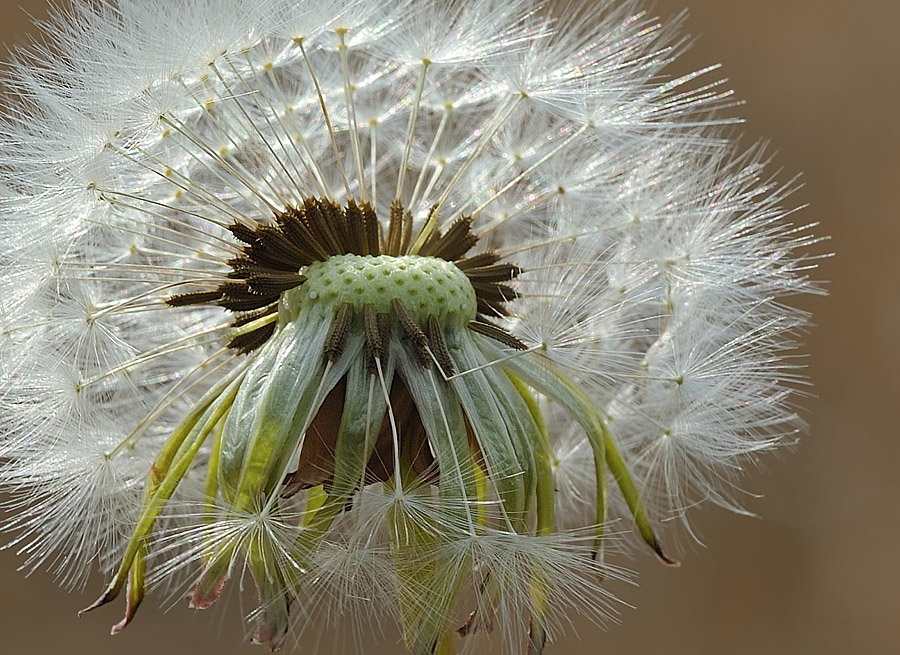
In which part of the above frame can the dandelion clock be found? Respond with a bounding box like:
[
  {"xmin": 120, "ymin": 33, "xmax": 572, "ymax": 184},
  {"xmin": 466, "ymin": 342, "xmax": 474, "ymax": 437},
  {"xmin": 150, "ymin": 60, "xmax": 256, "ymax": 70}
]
[{"xmin": 0, "ymin": 0, "xmax": 821, "ymax": 653}]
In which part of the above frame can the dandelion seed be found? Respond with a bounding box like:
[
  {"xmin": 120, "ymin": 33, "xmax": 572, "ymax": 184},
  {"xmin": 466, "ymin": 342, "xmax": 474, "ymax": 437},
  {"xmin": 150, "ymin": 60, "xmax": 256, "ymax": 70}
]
[{"xmin": 0, "ymin": 0, "xmax": 821, "ymax": 653}]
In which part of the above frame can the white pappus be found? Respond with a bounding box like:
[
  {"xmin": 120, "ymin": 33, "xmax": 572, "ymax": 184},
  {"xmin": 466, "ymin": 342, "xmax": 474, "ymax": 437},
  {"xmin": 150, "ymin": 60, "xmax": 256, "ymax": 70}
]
[{"xmin": 0, "ymin": 1, "xmax": 822, "ymax": 653}]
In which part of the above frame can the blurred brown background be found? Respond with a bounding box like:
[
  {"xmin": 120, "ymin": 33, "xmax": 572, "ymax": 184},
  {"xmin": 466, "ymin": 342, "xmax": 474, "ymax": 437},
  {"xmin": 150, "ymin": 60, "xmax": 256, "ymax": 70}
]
[{"xmin": 0, "ymin": 1, "xmax": 895, "ymax": 654}]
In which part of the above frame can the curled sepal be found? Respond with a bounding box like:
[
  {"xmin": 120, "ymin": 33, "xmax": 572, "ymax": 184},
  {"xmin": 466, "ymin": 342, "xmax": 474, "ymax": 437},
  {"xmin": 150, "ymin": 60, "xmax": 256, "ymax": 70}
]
[
  {"xmin": 392, "ymin": 347, "xmax": 475, "ymax": 654},
  {"xmin": 194, "ymin": 309, "xmax": 363, "ymax": 609},
  {"xmin": 456, "ymin": 371, "xmax": 554, "ymax": 641},
  {"xmin": 528, "ymin": 621, "xmax": 548, "ymax": 655},
  {"xmin": 110, "ymin": 541, "xmax": 146, "ymax": 636},
  {"xmin": 507, "ymin": 373, "xmax": 555, "ymax": 653},
  {"xmin": 188, "ymin": 554, "xmax": 230, "ymax": 610},
  {"xmin": 604, "ymin": 430, "xmax": 680, "ymax": 566},
  {"xmin": 286, "ymin": 353, "xmax": 395, "ymax": 584},
  {"xmin": 478, "ymin": 339, "xmax": 607, "ymax": 556},
  {"xmin": 387, "ymin": 479, "xmax": 440, "ymax": 654},
  {"xmin": 477, "ymin": 339, "xmax": 676, "ymax": 565},
  {"xmin": 219, "ymin": 310, "xmax": 341, "ymax": 510},
  {"xmin": 445, "ymin": 329, "xmax": 531, "ymax": 533},
  {"xmin": 247, "ymin": 538, "xmax": 291, "ymax": 651},
  {"xmin": 505, "ymin": 373, "xmax": 556, "ymax": 537},
  {"xmin": 81, "ymin": 368, "xmax": 245, "ymax": 622}
]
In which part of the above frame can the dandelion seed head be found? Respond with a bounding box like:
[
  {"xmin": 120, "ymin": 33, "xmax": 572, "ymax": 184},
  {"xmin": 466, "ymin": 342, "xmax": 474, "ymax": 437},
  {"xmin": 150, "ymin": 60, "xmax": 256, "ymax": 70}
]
[{"xmin": 0, "ymin": 0, "xmax": 822, "ymax": 652}]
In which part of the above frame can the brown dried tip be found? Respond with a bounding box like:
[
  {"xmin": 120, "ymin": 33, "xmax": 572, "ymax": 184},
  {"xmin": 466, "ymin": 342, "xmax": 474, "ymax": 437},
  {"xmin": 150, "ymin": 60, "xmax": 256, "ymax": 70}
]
[
  {"xmin": 110, "ymin": 598, "xmax": 141, "ymax": 636},
  {"xmin": 187, "ymin": 571, "xmax": 229, "ymax": 610},
  {"xmin": 528, "ymin": 620, "xmax": 547, "ymax": 655},
  {"xmin": 653, "ymin": 539, "xmax": 681, "ymax": 567},
  {"xmin": 78, "ymin": 583, "xmax": 118, "ymax": 617},
  {"xmin": 457, "ymin": 609, "xmax": 493, "ymax": 637}
]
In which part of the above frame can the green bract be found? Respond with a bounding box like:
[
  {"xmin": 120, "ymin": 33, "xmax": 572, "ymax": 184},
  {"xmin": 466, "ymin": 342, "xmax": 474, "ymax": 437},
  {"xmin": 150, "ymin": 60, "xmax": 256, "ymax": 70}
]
[{"xmin": 85, "ymin": 209, "xmax": 669, "ymax": 651}]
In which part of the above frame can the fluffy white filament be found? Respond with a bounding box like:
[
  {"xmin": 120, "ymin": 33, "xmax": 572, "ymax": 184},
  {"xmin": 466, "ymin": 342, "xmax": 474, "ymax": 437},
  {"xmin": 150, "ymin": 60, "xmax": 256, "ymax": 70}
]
[{"xmin": 0, "ymin": 0, "xmax": 820, "ymax": 651}]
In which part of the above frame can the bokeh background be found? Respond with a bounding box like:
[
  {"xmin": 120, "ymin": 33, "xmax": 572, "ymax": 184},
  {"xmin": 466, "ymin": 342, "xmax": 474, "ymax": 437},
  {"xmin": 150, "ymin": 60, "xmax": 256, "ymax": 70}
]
[{"xmin": 0, "ymin": 1, "xmax": 895, "ymax": 654}]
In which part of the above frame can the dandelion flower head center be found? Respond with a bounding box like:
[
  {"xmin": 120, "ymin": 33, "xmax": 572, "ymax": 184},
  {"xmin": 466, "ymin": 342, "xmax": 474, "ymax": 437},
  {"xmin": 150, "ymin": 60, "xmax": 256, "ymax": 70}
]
[{"xmin": 295, "ymin": 254, "xmax": 476, "ymax": 324}]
